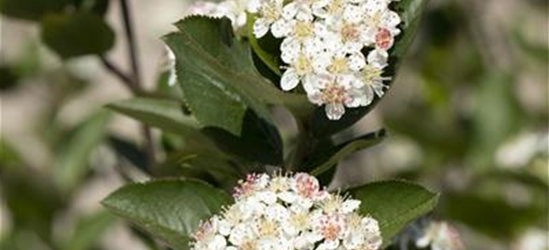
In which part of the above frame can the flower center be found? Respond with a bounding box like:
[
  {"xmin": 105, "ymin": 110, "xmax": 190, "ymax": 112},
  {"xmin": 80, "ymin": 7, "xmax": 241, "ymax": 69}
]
[
  {"xmin": 348, "ymin": 213, "xmax": 362, "ymax": 229},
  {"xmin": 241, "ymin": 240, "xmax": 258, "ymax": 250},
  {"xmin": 263, "ymin": 4, "xmax": 280, "ymax": 22},
  {"xmin": 362, "ymin": 65, "xmax": 384, "ymax": 84},
  {"xmin": 269, "ymin": 177, "xmax": 289, "ymax": 192},
  {"xmin": 294, "ymin": 54, "xmax": 313, "ymax": 75},
  {"xmin": 341, "ymin": 23, "xmax": 360, "ymax": 42},
  {"xmin": 294, "ymin": 21, "xmax": 314, "ymax": 39},
  {"xmin": 223, "ymin": 206, "xmax": 243, "ymax": 225},
  {"xmin": 367, "ymin": 12, "xmax": 382, "ymax": 26},
  {"xmin": 322, "ymin": 83, "xmax": 347, "ymax": 104},
  {"xmin": 328, "ymin": 0, "xmax": 345, "ymax": 15},
  {"xmin": 260, "ymin": 219, "xmax": 277, "ymax": 236},
  {"xmin": 290, "ymin": 213, "xmax": 310, "ymax": 230},
  {"xmin": 320, "ymin": 195, "xmax": 345, "ymax": 213},
  {"xmin": 328, "ymin": 57, "xmax": 349, "ymax": 74},
  {"xmin": 320, "ymin": 215, "xmax": 345, "ymax": 241}
]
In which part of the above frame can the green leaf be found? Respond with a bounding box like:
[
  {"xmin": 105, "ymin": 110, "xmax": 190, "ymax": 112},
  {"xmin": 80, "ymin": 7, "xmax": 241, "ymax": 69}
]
[
  {"xmin": 155, "ymin": 69, "xmax": 185, "ymax": 100},
  {"xmin": 154, "ymin": 148, "xmax": 242, "ymax": 190},
  {"xmin": 308, "ymin": 129, "xmax": 386, "ymax": 176},
  {"xmin": 62, "ymin": 211, "xmax": 116, "ymax": 250},
  {"xmin": 163, "ymin": 16, "xmax": 286, "ymax": 164},
  {"xmin": 202, "ymin": 111, "xmax": 283, "ymax": 165},
  {"xmin": 41, "ymin": 12, "xmax": 114, "ymax": 59},
  {"xmin": 106, "ymin": 97, "xmax": 251, "ymax": 176},
  {"xmin": 163, "ymin": 17, "xmax": 272, "ymax": 135},
  {"xmin": 107, "ymin": 97, "xmax": 201, "ymax": 136},
  {"xmin": 54, "ymin": 111, "xmax": 110, "ymax": 192},
  {"xmin": 164, "ymin": 16, "xmax": 307, "ymax": 131},
  {"xmin": 348, "ymin": 180, "xmax": 439, "ymax": 248},
  {"xmin": 102, "ymin": 179, "xmax": 232, "ymax": 250},
  {"xmin": 310, "ymin": 0, "xmax": 430, "ymax": 137},
  {"xmin": 0, "ymin": 0, "xmax": 70, "ymax": 21}
]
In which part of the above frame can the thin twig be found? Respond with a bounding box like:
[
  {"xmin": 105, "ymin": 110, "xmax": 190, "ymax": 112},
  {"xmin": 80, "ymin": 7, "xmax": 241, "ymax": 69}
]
[
  {"xmin": 119, "ymin": 0, "xmax": 156, "ymax": 166},
  {"xmin": 100, "ymin": 56, "xmax": 138, "ymax": 92},
  {"xmin": 120, "ymin": 0, "xmax": 142, "ymax": 86}
]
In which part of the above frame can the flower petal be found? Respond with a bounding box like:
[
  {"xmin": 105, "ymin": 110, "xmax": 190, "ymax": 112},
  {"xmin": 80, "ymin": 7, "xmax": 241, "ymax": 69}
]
[
  {"xmin": 367, "ymin": 49, "xmax": 388, "ymax": 68},
  {"xmin": 253, "ymin": 18, "xmax": 270, "ymax": 38},
  {"xmin": 271, "ymin": 19, "xmax": 292, "ymax": 38},
  {"xmin": 281, "ymin": 68, "xmax": 301, "ymax": 91},
  {"xmin": 326, "ymin": 103, "xmax": 345, "ymax": 120},
  {"xmin": 348, "ymin": 52, "xmax": 366, "ymax": 71}
]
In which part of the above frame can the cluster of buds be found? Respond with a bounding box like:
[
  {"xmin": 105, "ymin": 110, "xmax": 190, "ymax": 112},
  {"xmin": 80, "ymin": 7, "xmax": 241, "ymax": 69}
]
[{"xmin": 190, "ymin": 173, "xmax": 383, "ymax": 250}]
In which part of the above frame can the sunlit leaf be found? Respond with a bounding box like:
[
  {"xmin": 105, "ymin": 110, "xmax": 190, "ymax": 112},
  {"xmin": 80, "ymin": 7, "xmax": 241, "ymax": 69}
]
[
  {"xmin": 163, "ymin": 16, "xmax": 286, "ymax": 164},
  {"xmin": 102, "ymin": 179, "xmax": 232, "ymax": 250},
  {"xmin": 107, "ymin": 97, "xmax": 200, "ymax": 137},
  {"xmin": 348, "ymin": 180, "xmax": 439, "ymax": 248}
]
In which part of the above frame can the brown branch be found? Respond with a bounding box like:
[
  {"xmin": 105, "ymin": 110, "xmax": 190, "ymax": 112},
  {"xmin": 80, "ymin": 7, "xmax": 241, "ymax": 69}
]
[
  {"xmin": 100, "ymin": 56, "xmax": 139, "ymax": 92},
  {"xmin": 119, "ymin": 0, "xmax": 156, "ymax": 166},
  {"xmin": 120, "ymin": 0, "xmax": 142, "ymax": 86}
]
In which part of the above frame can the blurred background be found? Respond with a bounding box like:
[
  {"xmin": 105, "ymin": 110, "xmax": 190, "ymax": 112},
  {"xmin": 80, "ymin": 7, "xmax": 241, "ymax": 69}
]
[{"xmin": 1, "ymin": 0, "xmax": 547, "ymax": 250}]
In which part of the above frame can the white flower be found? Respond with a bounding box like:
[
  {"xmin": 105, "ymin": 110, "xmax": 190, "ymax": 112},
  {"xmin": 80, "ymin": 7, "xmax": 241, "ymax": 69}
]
[
  {"xmin": 363, "ymin": 8, "xmax": 401, "ymax": 49},
  {"xmin": 217, "ymin": 0, "xmax": 250, "ymax": 28},
  {"xmin": 312, "ymin": 0, "xmax": 347, "ymax": 19},
  {"xmin": 283, "ymin": 0, "xmax": 315, "ymax": 21},
  {"xmin": 342, "ymin": 214, "xmax": 382, "ymax": 249},
  {"xmin": 358, "ymin": 50, "xmax": 391, "ymax": 100},
  {"xmin": 307, "ymin": 78, "xmax": 349, "ymax": 120},
  {"xmin": 248, "ymin": 0, "xmax": 285, "ymax": 37},
  {"xmin": 280, "ymin": 49, "xmax": 316, "ymax": 91},
  {"xmin": 184, "ymin": 0, "xmax": 250, "ymax": 29},
  {"xmin": 315, "ymin": 48, "xmax": 366, "ymax": 74},
  {"xmin": 416, "ymin": 221, "xmax": 465, "ymax": 250},
  {"xmin": 190, "ymin": 173, "xmax": 383, "ymax": 250}
]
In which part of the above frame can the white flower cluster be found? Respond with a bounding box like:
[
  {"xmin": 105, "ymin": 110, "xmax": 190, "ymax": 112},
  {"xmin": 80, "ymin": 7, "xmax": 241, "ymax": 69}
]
[
  {"xmin": 190, "ymin": 173, "xmax": 382, "ymax": 250},
  {"xmin": 183, "ymin": 0, "xmax": 401, "ymax": 120},
  {"xmin": 248, "ymin": 0, "xmax": 401, "ymax": 120}
]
